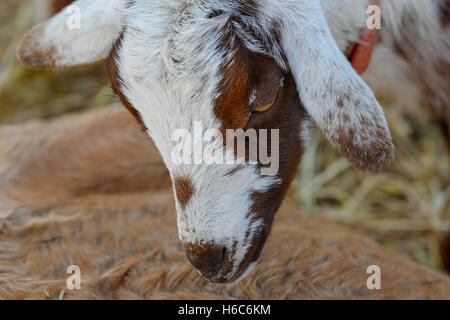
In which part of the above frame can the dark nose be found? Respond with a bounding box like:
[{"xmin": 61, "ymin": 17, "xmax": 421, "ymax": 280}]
[{"xmin": 185, "ymin": 244, "xmax": 226, "ymax": 278}]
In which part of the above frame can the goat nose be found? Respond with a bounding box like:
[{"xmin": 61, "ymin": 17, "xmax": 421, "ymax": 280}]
[{"xmin": 185, "ymin": 244, "xmax": 226, "ymax": 277}]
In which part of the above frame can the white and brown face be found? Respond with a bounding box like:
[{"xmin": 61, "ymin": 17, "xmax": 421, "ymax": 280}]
[{"xmin": 17, "ymin": 0, "xmax": 394, "ymax": 283}]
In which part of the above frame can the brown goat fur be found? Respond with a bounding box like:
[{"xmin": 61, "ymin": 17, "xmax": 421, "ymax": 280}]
[{"xmin": 0, "ymin": 107, "xmax": 449, "ymax": 300}]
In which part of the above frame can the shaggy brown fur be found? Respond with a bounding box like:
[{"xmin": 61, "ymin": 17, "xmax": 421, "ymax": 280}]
[{"xmin": 0, "ymin": 107, "xmax": 449, "ymax": 300}]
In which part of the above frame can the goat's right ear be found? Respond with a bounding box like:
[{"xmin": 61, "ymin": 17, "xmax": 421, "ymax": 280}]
[
  {"xmin": 276, "ymin": 1, "xmax": 394, "ymax": 173},
  {"xmin": 17, "ymin": 0, "xmax": 127, "ymax": 69}
]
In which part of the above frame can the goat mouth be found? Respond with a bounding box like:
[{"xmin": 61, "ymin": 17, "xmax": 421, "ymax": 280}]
[{"xmin": 202, "ymin": 231, "xmax": 268, "ymax": 284}]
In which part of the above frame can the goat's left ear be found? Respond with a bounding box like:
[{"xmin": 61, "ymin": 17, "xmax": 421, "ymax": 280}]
[
  {"xmin": 277, "ymin": 2, "xmax": 394, "ymax": 173},
  {"xmin": 17, "ymin": 0, "xmax": 127, "ymax": 69}
]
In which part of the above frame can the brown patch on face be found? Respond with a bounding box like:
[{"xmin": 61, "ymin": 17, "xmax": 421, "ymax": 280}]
[
  {"xmin": 173, "ymin": 175, "xmax": 196, "ymax": 210},
  {"xmin": 17, "ymin": 24, "xmax": 59, "ymax": 70},
  {"xmin": 214, "ymin": 28, "xmax": 251, "ymax": 130},
  {"xmin": 211, "ymin": 22, "xmax": 307, "ymax": 282},
  {"xmin": 108, "ymin": 33, "xmax": 147, "ymax": 131},
  {"xmin": 238, "ymin": 73, "xmax": 306, "ymax": 279},
  {"xmin": 214, "ymin": 44, "xmax": 305, "ymax": 194}
]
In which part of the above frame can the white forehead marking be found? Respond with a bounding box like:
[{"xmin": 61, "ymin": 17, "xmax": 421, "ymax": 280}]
[
  {"xmin": 116, "ymin": 0, "xmax": 282, "ymax": 280},
  {"xmin": 118, "ymin": 0, "xmax": 284, "ymax": 160}
]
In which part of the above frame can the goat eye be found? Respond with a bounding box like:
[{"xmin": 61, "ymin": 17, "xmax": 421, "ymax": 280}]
[{"xmin": 253, "ymin": 96, "xmax": 276, "ymax": 113}]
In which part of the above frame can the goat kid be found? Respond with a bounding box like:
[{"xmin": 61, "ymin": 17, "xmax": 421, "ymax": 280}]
[
  {"xmin": 17, "ymin": 0, "xmax": 450, "ymax": 283},
  {"xmin": 0, "ymin": 108, "xmax": 449, "ymax": 299}
]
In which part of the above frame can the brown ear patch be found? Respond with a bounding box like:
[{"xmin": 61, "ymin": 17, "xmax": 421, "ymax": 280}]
[
  {"xmin": 173, "ymin": 175, "xmax": 196, "ymax": 210},
  {"xmin": 332, "ymin": 131, "xmax": 395, "ymax": 174},
  {"xmin": 17, "ymin": 24, "xmax": 59, "ymax": 70},
  {"xmin": 323, "ymin": 108, "xmax": 395, "ymax": 174}
]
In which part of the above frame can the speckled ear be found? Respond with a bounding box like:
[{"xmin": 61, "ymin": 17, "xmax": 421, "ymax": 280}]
[
  {"xmin": 278, "ymin": 0, "xmax": 394, "ymax": 173},
  {"xmin": 17, "ymin": 0, "xmax": 126, "ymax": 69}
]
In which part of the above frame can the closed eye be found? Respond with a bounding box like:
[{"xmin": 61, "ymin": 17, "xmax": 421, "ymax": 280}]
[
  {"xmin": 251, "ymin": 88, "xmax": 280, "ymax": 114},
  {"xmin": 253, "ymin": 96, "xmax": 277, "ymax": 113}
]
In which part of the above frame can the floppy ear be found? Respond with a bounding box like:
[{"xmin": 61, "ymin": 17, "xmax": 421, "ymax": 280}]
[
  {"xmin": 277, "ymin": 1, "xmax": 394, "ymax": 173},
  {"xmin": 17, "ymin": 0, "xmax": 127, "ymax": 69}
]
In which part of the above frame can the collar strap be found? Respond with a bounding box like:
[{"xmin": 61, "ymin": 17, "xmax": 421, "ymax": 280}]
[{"xmin": 346, "ymin": 0, "xmax": 381, "ymax": 75}]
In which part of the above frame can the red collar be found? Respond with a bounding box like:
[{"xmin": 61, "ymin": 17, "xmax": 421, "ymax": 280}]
[{"xmin": 346, "ymin": 0, "xmax": 381, "ymax": 75}]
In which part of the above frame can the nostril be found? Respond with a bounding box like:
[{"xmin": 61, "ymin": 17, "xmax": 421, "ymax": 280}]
[{"xmin": 185, "ymin": 244, "xmax": 226, "ymax": 276}]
